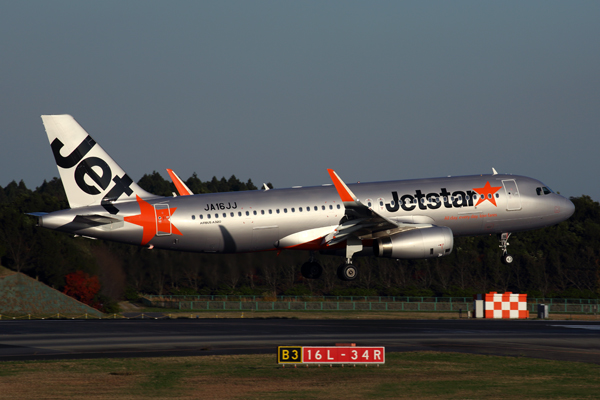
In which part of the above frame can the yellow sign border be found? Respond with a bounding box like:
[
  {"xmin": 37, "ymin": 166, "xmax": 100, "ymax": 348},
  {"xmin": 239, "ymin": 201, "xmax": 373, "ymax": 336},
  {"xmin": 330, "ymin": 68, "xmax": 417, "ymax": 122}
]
[{"xmin": 277, "ymin": 346, "xmax": 303, "ymax": 363}]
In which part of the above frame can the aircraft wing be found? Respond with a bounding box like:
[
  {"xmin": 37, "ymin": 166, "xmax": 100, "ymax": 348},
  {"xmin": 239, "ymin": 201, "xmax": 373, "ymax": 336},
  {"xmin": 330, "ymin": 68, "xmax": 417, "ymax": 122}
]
[{"xmin": 325, "ymin": 169, "xmax": 432, "ymax": 246}]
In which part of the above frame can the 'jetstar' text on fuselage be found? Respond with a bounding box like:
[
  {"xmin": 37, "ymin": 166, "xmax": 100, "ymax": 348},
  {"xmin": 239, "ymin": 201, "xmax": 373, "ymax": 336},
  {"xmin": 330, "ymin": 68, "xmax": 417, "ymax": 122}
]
[{"xmin": 386, "ymin": 188, "xmax": 487, "ymax": 212}]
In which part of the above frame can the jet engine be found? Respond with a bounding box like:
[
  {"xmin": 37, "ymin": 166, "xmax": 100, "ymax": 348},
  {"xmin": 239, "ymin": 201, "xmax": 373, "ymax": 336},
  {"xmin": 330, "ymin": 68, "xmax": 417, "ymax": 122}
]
[{"xmin": 373, "ymin": 226, "xmax": 454, "ymax": 259}]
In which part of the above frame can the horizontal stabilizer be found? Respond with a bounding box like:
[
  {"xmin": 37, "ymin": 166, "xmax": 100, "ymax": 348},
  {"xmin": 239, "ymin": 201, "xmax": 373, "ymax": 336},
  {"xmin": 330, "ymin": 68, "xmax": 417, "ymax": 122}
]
[
  {"xmin": 73, "ymin": 214, "xmax": 122, "ymax": 227},
  {"xmin": 25, "ymin": 212, "xmax": 48, "ymax": 217}
]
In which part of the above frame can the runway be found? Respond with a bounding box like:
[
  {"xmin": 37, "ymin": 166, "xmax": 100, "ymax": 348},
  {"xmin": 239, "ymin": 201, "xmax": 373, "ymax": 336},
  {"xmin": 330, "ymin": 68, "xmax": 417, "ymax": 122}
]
[{"xmin": 0, "ymin": 319, "xmax": 599, "ymax": 364}]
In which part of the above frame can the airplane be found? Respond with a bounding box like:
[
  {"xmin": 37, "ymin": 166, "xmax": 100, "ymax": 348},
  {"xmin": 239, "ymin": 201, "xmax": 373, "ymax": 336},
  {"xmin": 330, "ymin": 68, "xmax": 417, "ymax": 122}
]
[{"xmin": 29, "ymin": 115, "xmax": 575, "ymax": 281}]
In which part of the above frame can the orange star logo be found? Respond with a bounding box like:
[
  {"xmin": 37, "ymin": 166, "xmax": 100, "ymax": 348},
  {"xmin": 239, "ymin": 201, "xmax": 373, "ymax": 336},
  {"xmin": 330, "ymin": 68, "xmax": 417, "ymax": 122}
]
[
  {"xmin": 124, "ymin": 195, "xmax": 182, "ymax": 245},
  {"xmin": 473, "ymin": 181, "xmax": 502, "ymax": 207}
]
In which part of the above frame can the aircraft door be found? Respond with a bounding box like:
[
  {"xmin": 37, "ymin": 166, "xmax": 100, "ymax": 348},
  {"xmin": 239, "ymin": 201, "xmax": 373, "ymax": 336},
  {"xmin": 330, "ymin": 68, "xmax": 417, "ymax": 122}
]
[
  {"xmin": 502, "ymin": 180, "xmax": 522, "ymax": 211},
  {"xmin": 154, "ymin": 204, "xmax": 172, "ymax": 236}
]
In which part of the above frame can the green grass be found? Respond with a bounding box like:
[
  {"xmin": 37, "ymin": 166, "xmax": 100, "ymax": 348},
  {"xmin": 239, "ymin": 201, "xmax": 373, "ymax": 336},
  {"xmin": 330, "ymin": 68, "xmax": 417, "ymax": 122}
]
[{"xmin": 0, "ymin": 352, "xmax": 599, "ymax": 399}]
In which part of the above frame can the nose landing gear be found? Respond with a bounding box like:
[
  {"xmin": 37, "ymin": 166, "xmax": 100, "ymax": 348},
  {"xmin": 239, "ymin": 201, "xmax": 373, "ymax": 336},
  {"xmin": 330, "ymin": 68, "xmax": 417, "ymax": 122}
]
[{"xmin": 499, "ymin": 232, "xmax": 513, "ymax": 264}]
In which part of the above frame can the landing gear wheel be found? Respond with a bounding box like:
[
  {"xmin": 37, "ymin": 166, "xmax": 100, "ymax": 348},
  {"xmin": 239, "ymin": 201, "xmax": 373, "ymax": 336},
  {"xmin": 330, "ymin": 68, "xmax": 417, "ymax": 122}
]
[
  {"xmin": 498, "ymin": 233, "xmax": 512, "ymax": 262},
  {"xmin": 301, "ymin": 261, "xmax": 323, "ymax": 279},
  {"xmin": 337, "ymin": 263, "xmax": 358, "ymax": 281}
]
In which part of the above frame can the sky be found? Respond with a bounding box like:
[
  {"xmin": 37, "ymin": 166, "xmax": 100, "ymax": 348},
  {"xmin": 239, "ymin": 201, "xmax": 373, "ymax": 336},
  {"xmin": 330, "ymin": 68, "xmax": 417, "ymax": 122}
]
[{"xmin": 1, "ymin": 1, "xmax": 599, "ymax": 200}]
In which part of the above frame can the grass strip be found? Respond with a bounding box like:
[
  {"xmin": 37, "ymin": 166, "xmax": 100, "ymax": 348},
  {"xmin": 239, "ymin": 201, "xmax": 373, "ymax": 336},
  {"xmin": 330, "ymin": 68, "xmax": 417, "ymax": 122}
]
[{"xmin": 0, "ymin": 352, "xmax": 599, "ymax": 399}]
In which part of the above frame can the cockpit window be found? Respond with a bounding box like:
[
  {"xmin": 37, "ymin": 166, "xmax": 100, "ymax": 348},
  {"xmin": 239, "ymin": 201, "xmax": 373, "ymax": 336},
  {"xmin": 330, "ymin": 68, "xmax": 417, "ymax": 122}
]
[{"xmin": 536, "ymin": 187, "xmax": 553, "ymax": 195}]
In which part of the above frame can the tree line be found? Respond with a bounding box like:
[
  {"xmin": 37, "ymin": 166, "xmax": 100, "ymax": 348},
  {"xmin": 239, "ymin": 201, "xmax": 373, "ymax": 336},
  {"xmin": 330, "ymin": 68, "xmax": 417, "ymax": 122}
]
[{"xmin": 0, "ymin": 172, "xmax": 598, "ymax": 311}]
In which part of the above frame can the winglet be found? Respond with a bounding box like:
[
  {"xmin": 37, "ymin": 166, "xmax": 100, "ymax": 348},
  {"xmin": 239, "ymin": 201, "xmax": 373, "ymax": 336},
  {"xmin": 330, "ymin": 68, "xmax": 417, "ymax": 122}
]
[
  {"xmin": 166, "ymin": 169, "xmax": 193, "ymax": 196},
  {"xmin": 327, "ymin": 169, "xmax": 358, "ymax": 203},
  {"xmin": 492, "ymin": 167, "xmax": 498, "ymax": 175}
]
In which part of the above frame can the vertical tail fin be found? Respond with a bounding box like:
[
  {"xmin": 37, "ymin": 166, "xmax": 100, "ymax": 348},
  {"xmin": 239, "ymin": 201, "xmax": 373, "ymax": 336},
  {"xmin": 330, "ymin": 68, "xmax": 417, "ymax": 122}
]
[{"xmin": 42, "ymin": 115, "xmax": 157, "ymax": 213}]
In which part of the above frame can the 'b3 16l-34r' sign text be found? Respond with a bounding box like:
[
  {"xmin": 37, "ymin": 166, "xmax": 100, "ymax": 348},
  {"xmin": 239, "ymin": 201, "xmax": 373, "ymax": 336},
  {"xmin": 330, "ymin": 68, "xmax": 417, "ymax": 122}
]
[{"xmin": 278, "ymin": 346, "xmax": 385, "ymax": 365}]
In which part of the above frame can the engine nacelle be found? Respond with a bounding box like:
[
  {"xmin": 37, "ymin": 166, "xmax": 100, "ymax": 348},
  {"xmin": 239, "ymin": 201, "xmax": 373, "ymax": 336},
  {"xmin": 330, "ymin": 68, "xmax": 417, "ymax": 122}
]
[{"xmin": 373, "ymin": 227, "xmax": 454, "ymax": 259}]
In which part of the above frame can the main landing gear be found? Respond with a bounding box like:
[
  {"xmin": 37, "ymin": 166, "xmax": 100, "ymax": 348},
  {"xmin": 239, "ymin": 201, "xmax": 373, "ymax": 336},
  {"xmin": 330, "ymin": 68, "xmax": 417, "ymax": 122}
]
[
  {"xmin": 499, "ymin": 232, "xmax": 514, "ymax": 264},
  {"xmin": 300, "ymin": 260, "xmax": 323, "ymax": 279},
  {"xmin": 301, "ymin": 239, "xmax": 363, "ymax": 281},
  {"xmin": 337, "ymin": 263, "xmax": 358, "ymax": 281},
  {"xmin": 337, "ymin": 237, "xmax": 362, "ymax": 281},
  {"xmin": 301, "ymin": 252, "xmax": 323, "ymax": 279}
]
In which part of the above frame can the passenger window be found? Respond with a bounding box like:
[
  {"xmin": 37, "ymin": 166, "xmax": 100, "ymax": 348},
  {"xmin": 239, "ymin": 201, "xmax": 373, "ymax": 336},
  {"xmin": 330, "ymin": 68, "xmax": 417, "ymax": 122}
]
[
  {"xmin": 200, "ymin": 215, "xmax": 204, "ymax": 220},
  {"xmin": 192, "ymin": 215, "xmax": 196, "ymax": 220},
  {"xmin": 269, "ymin": 209, "xmax": 272, "ymax": 214},
  {"xmin": 223, "ymin": 213, "xmax": 226, "ymax": 218},
  {"xmin": 276, "ymin": 209, "xmax": 280, "ymax": 214},
  {"xmin": 329, "ymin": 205, "xmax": 333, "ymax": 210},
  {"xmin": 379, "ymin": 201, "xmax": 383, "ymax": 207},
  {"xmin": 337, "ymin": 204, "xmax": 341, "ymax": 209},
  {"xmin": 291, "ymin": 208, "xmax": 295, "ymax": 212},
  {"xmin": 261, "ymin": 210, "xmax": 265, "ymax": 215},
  {"xmin": 488, "ymin": 193, "xmax": 492, "ymax": 199},
  {"xmin": 314, "ymin": 206, "xmax": 318, "ymax": 211},
  {"xmin": 207, "ymin": 214, "xmax": 211, "ymax": 219},
  {"xmin": 299, "ymin": 207, "xmax": 303, "ymax": 212},
  {"xmin": 306, "ymin": 206, "xmax": 310, "ymax": 212},
  {"xmin": 230, "ymin": 212, "xmax": 234, "ymax": 217},
  {"xmin": 284, "ymin": 208, "xmax": 288, "ymax": 213},
  {"xmin": 238, "ymin": 212, "xmax": 242, "ymax": 217},
  {"xmin": 495, "ymin": 193, "xmax": 499, "ymax": 198},
  {"xmin": 322, "ymin": 205, "xmax": 325, "ymax": 210},
  {"xmin": 368, "ymin": 202, "xmax": 372, "ymax": 207},
  {"xmin": 246, "ymin": 211, "xmax": 249, "ymax": 216}
]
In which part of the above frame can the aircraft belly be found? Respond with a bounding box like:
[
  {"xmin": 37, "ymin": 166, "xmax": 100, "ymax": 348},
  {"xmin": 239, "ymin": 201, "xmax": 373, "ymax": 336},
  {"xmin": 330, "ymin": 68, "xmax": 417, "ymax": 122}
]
[{"xmin": 252, "ymin": 226, "xmax": 279, "ymax": 251}]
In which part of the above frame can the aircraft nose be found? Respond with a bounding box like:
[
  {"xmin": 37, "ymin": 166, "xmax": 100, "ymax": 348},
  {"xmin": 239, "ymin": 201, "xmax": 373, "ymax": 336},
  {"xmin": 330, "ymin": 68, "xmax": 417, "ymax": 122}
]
[{"xmin": 563, "ymin": 197, "xmax": 575, "ymax": 218}]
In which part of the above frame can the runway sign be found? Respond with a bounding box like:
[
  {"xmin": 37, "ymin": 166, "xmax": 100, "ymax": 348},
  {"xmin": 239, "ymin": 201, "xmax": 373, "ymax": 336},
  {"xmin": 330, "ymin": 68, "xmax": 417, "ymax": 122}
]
[
  {"xmin": 278, "ymin": 346, "xmax": 302, "ymax": 363},
  {"xmin": 278, "ymin": 346, "xmax": 385, "ymax": 364}
]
